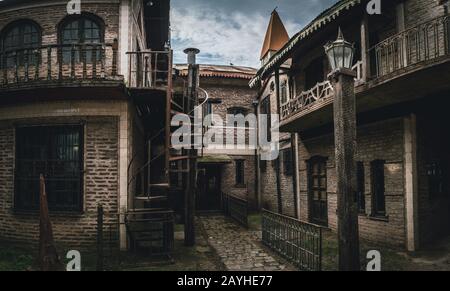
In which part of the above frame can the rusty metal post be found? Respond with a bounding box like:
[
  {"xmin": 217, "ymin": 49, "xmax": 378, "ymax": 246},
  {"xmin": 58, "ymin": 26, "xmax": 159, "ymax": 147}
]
[
  {"xmin": 39, "ymin": 174, "xmax": 62, "ymax": 271},
  {"xmin": 97, "ymin": 204, "xmax": 104, "ymax": 271},
  {"xmin": 184, "ymin": 48, "xmax": 200, "ymax": 247}
]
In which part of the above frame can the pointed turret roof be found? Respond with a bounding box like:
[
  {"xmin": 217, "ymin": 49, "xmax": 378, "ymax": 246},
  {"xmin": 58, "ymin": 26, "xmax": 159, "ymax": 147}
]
[{"xmin": 260, "ymin": 10, "xmax": 290, "ymax": 60}]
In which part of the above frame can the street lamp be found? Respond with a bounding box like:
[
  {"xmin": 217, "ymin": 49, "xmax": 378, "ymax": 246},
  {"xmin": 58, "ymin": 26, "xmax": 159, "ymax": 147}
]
[
  {"xmin": 325, "ymin": 28, "xmax": 360, "ymax": 271},
  {"xmin": 325, "ymin": 28, "xmax": 355, "ymax": 71}
]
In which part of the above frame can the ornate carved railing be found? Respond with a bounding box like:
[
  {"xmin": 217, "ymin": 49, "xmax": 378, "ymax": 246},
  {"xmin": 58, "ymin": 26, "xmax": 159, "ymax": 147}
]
[
  {"xmin": 371, "ymin": 15, "xmax": 450, "ymax": 78},
  {"xmin": 126, "ymin": 50, "xmax": 172, "ymax": 89},
  {"xmin": 221, "ymin": 192, "xmax": 248, "ymax": 228},
  {"xmin": 0, "ymin": 41, "xmax": 119, "ymax": 88},
  {"xmin": 262, "ymin": 209, "xmax": 323, "ymax": 271},
  {"xmin": 281, "ymin": 80, "xmax": 334, "ymax": 120}
]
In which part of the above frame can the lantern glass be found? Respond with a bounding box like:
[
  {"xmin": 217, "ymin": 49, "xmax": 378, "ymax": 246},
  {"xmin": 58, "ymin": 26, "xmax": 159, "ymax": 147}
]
[{"xmin": 324, "ymin": 28, "xmax": 355, "ymax": 71}]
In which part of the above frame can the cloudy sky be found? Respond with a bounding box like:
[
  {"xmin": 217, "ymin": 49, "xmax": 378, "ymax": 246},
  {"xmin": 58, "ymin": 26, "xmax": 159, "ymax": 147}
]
[{"xmin": 171, "ymin": 0, "xmax": 337, "ymax": 68}]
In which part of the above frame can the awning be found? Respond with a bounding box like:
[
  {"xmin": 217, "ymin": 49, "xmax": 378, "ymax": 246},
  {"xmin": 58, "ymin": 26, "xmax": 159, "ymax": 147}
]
[{"xmin": 198, "ymin": 155, "xmax": 233, "ymax": 164}]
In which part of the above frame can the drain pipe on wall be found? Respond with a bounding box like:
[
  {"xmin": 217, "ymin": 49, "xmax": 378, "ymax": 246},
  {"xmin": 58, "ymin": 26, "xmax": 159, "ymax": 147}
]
[{"xmin": 252, "ymin": 99, "xmax": 261, "ymax": 211}]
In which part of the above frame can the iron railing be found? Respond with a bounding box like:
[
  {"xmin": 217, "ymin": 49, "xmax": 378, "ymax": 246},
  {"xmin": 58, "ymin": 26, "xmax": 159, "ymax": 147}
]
[
  {"xmin": 262, "ymin": 209, "xmax": 323, "ymax": 271},
  {"xmin": 96, "ymin": 205, "xmax": 120, "ymax": 271},
  {"xmin": 126, "ymin": 50, "xmax": 172, "ymax": 89},
  {"xmin": 124, "ymin": 209, "xmax": 174, "ymax": 257},
  {"xmin": 0, "ymin": 41, "xmax": 119, "ymax": 87},
  {"xmin": 371, "ymin": 15, "xmax": 450, "ymax": 78},
  {"xmin": 221, "ymin": 192, "xmax": 248, "ymax": 228}
]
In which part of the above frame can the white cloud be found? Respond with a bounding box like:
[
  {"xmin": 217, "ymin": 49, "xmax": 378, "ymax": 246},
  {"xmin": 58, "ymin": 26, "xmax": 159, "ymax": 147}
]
[{"xmin": 171, "ymin": 5, "xmax": 299, "ymax": 68}]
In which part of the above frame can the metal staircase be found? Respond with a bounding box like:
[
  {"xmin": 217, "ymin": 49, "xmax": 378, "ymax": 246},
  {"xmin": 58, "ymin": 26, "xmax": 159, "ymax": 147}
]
[{"xmin": 125, "ymin": 48, "xmax": 206, "ymax": 255}]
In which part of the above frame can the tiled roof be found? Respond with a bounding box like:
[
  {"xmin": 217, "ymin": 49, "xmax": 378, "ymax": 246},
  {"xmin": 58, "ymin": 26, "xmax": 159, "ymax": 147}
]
[{"xmin": 175, "ymin": 64, "xmax": 257, "ymax": 80}]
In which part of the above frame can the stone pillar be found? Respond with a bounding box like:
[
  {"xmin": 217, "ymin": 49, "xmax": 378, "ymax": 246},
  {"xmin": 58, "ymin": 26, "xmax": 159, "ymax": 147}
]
[{"xmin": 330, "ymin": 68, "xmax": 360, "ymax": 271}]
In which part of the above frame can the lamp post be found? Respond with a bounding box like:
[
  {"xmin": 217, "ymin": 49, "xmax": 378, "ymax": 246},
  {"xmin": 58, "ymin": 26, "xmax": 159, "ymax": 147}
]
[{"xmin": 325, "ymin": 28, "xmax": 361, "ymax": 271}]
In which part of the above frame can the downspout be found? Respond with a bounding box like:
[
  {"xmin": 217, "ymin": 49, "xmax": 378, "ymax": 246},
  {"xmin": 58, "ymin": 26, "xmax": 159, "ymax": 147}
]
[{"xmin": 253, "ymin": 100, "xmax": 261, "ymax": 211}]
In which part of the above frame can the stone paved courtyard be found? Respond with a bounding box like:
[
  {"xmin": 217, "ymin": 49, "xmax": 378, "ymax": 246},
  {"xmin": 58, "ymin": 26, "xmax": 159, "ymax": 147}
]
[{"xmin": 199, "ymin": 215, "xmax": 296, "ymax": 271}]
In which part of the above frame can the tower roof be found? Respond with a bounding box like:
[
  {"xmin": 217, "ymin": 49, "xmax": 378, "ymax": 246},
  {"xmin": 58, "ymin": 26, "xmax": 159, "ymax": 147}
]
[{"xmin": 260, "ymin": 10, "xmax": 290, "ymax": 60}]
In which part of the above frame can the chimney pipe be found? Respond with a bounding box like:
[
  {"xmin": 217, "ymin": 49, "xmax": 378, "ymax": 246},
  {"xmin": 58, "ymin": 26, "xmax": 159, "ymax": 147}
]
[{"xmin": 184, "ymin": 48, "xmax": 200, "ymax": 65}]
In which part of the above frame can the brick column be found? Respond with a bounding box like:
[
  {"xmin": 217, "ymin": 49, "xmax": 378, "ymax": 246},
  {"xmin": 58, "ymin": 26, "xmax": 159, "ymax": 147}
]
[{"xmin": 330, "ymin": 68, "xmax": 360, "ymax": 271}]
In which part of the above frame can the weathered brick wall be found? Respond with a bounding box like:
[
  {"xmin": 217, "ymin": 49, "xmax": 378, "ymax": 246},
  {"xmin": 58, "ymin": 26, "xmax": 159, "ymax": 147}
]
[
  {"xmin": 0, "ymin": 116, "xmax": 120, "ymax": 249},
  {"xmin": 298, "ymin": 118, "xmax": 406, "ymax": 248},
  {"xmin": 259, "ymin": 73, "xmax": 296, "ymax": 217},
  {"xmin": 221, "ymin": 156, "xmax": 256, "ymax": 206},
  {"xmin": 0, "ymin": 2, "xmax": 120, "ymax": 45},
  {"xmin": 0, "ymin": 2, "xmax": 122, "ymax": 78},
  {"xmin": 404, "ymin": 0, "xmax": 446, "ymax": 28},
  {"xmin": 201, "ymin": 78, "xmax": 258, "ymax": 207}
]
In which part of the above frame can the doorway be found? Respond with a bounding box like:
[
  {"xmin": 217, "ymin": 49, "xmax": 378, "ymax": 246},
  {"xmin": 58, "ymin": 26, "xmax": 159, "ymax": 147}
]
[{"xmin": 197, "ymin": 165, "xmax": 222, "ymax": 211}]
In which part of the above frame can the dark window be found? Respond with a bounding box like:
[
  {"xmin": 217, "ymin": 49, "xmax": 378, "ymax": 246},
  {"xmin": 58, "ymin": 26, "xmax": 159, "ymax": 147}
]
[
  {"xmin": 59, "ymin": 15, "xmax": 103, "ymax": 63},
  {"xmin": 280, "ymin": 81, "xmax": 288, "ymax": 105},
  {"xmin": 282, "ymin": 149, "xmax": 293, "ymax": 176},
  {"xmin": 356, "ymin": 162, "xmax": 365, "ymax": 213},
  {"xmin": 371, "ymin": 160, "xmax": 386, "ymax": 217},
  {"xmin": 15, "ymin": 126, "xmax": 83, "ymax": 212},
  {"xmin": 260, "ymin": 97, "xmax": 271, "ymax": 141},
  {"xmin": 235, "ymin": 160, "xmax": 245, "ymax": 186},
  {"xmin": 1, "ymin": 20, "xmax": 41, "ymax": 68},
  {"xmin": 427, "ymin": 162, "xmax": 447, "ymax": 200},
  {"xmin": 260, "ymin": 159, "xmax": 267, "ymax": 172}
]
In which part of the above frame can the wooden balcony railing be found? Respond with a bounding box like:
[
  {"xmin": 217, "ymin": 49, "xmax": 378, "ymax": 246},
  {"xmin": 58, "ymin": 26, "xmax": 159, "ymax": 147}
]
[
  {"xmin": 281, "ymin": 80, "xmax": 334, "ymax": 120},
  {"xmin": 371, "ymin": 15, "xmax": 450, "ymax": 78},
  {"xmin": 0, "ymin": 41, "xmax": 119, "ymax": 88},
  {"xmin": 281, "ymin": 60, "xmax": 364, "ymax": 121},
  {"xmin": 126, "ymin": 50, "xmax": 172, "ymax": 89}
]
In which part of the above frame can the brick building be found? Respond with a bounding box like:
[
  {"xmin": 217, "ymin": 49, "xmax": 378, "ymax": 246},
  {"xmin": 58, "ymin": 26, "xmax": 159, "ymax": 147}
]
[
  {"xmin": 174, "ymin": 64, "xmax": 258, "ymax": 211},
  {"xmin": 0, "ymin": 0, "xmax": 172, "ymax": 250},
  {"xmin": 251, "ymin": 0, "xmax": 450, "ymax": 251}
]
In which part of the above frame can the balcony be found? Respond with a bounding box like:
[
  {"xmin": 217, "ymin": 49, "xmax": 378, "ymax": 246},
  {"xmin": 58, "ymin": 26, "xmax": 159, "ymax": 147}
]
[
  {"xmin": 0, "ymin": 42, "xmax": 122, "ymax": 92},
  {"xmin": 370, "ymin": 15, "xmax": 449, "ymax": 81},
  {"xmin": 126, "ymin": 50, "xmax": 172, "ymax": 90},
  {"xmin": 280, "ymin": 15, "xmax": 450, "ymax": 132}
]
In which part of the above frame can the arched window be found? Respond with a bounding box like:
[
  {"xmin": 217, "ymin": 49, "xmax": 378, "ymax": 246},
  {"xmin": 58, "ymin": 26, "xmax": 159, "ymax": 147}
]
[
  {"xmin": 228, "ymin": 107, "xmax": 248, "ymax": 116},
  {"xmin": 58, "ymin": 14, "xmax": 104, "ymax": 63},
  {"xmin": 1, "ymin": 20, "xmax": 41, "ymax": 67}
]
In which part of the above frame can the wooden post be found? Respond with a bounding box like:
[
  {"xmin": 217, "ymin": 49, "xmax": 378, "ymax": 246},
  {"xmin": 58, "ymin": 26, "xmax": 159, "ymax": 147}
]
[
  {"xmin": 97, "ymin": 204, "xmax": 104, "ymax": 271},
  {"xmin": 330, "ymin": 68, "xmax": 360, "ymax": 271},
  {"xmin": 360, "ymin": 15, "xmax": 371, "ymax": 82},
  {"xmin": 39, "ymin": 174, "xmax": 63, "ymax": 271},
  {"xmin": 274, "ymin": 68, "xmax": 283, "ymax": 215}
]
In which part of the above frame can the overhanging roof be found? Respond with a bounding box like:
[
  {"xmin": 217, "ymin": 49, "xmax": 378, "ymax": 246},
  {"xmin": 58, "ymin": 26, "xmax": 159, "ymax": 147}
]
[{"xmin": 249, "ymin": 0, "xmax": 363, "ymax": 88}]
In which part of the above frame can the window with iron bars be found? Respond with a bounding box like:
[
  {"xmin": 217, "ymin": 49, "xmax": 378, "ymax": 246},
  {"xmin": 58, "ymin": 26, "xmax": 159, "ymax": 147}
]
[{"xmin": 15, "ymin": 125, "xmax": 84, "ymax": 212}]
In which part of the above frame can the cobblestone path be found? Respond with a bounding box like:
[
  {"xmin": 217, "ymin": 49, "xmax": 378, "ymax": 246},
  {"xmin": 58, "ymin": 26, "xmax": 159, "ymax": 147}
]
[{"xmin": 199, "ymin": 215, "xmax": 296, "ymax": 271}]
